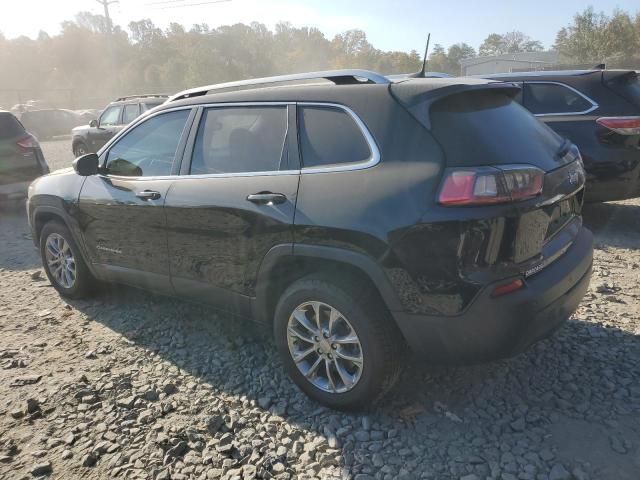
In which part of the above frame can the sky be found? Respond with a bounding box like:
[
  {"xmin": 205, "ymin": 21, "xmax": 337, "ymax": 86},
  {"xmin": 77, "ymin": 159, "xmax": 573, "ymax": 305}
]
[{"xmin": 1, "ymin": 0, "xmax": 638, "ymax": 52}]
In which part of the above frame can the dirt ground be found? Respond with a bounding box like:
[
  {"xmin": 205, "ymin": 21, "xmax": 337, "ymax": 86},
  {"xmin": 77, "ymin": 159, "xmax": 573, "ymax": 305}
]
[{"xmin": 0, "ymin": 139, "xmax": 639, "ymax": 480}]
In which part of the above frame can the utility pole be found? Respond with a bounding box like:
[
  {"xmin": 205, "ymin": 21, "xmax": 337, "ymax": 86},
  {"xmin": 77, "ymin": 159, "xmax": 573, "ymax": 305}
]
[{"xmin": 95, "ymin": 0, "xmax": 119, "ymax": 34}]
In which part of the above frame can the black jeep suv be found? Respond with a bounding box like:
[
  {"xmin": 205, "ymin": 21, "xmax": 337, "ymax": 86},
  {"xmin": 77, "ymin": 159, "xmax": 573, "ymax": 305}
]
[
  {"xmin": 28, "ymin": 70, "xmax": 593, "ymax": 409},
  {"xmin": 481, "ymin": 69, "xmax": 640, "ymax": 202},
  {"xmin": 71, "ymin": 94, "xmax": 167, "ymax": 156}
]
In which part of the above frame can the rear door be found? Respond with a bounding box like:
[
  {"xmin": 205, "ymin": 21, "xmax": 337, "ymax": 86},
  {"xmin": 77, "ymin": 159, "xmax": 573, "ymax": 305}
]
[
  {"xmin": 522, "ymin": 81, "xmax": 598, "ymax": 142},
  {"xmin": 164, "ymin": 103, "xmax": 299, "ymax": 316},
  {"xmin": 78, "ymin": 108, "xmax": 194, "ymax": 293}
]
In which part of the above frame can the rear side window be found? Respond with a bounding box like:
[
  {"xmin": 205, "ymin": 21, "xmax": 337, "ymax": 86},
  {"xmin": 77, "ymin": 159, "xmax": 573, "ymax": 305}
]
[
  {"xmin": 190, "ymin": 106, "xmax": 287, "ymax": 174},
  {"xmin": 0, "ymin": 113, "xmax": 25, "ymax": 139},
  {"xmin": 142, "ymin": 101, "xmax": 163, "ymax": 112},
  {"xmin": 430, "ymin": 90, "xmax": 563, "ymax": 169},
  {"xmin": 298, "ymin": 106, "xmax": 371, "ymax": 169},
  {"xmin": 122, "ymin": 104, "xmax": 140, "ymax": 124},
  {"xmin": 523, "ymin": 83, "xmax": 594, "ymax": 115},
  {"xmin": 106, "ymin": 109, "xmax": 190, "ymax": 177}
]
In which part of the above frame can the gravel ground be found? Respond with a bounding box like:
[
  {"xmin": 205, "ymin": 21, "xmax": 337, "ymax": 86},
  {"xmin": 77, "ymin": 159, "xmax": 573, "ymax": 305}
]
[{"xmin": 0, "ymin": 139, "xmax": 639, "ymax": 479}]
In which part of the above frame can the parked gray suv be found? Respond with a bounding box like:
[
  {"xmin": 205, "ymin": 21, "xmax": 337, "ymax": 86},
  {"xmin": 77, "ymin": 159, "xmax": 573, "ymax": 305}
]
[{"xmin": 71, "ymin": 94, "xmax": 167, "ymax": 156}]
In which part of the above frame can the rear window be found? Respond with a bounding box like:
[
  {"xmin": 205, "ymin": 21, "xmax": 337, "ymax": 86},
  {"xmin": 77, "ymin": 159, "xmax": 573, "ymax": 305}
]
[
  {"xmin": 298, "ymin": 106, "xmax": 371, "ymax": 169},
  {"xmin": 0, "ymin": 113, "xmax": 25, "ymax": 139},
  {"xmin": 430, "ymin": 90, "xmax": 563, "ymax": 170},
  {"xmin": 607, "ymin": 73, "xmax": 640, "ymax": 107}
]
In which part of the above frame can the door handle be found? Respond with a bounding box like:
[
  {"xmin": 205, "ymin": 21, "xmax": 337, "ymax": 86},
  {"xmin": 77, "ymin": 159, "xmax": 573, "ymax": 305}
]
[
  {"xmin": 136, "ymin": 190, "xmax": 161, "ymax": 201},
  {"xmin": 247, "ymin": 192, "xmax": 287, "ymax": 205}
]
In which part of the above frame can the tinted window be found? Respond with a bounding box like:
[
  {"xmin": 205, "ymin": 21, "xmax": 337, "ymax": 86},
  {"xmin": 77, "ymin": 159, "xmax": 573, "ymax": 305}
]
[
  {"xmin": 122, "ymin": 104, "xmax": 140, "ymax": 124},
  {"xmin": 106, "ymin": 109, "xmax": 190, "ymax": 177},
  {"xmin": 0, "ymin": 113, "xmax": 25, "ymax": 139},
  {"xmin": 431, "ymin": 90, "xmax": 563, "ymax": 170},
  {"xmin": 607, "ymin": 73, "xmax": 640, "ymax": 107},
  {"xmin": 190, "ymin": 106, "xmax": 287, "ymax": 174},
  {"xmin": 100, "ymin": 106, "xmax": 122, "ymax": 126},
  {"xmin": 141, "ymin": 101, "xmax": 163, "ymax": 112},
  {"xmin": 298, "ymin": 106, "xmax": 370, "ymax": 168},
  {"xmin": 523, "ymin": 83, "xmax": 593, "ymax": 114}
]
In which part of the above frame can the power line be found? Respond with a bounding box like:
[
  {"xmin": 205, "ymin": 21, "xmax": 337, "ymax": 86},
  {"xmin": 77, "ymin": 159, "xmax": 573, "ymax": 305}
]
[{"xmin": 158, "ymin": 0, "xmax": 232, "ymax": 8}]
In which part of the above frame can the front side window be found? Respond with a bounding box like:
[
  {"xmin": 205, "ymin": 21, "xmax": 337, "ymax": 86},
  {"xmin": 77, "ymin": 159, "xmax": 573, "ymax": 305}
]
[
  {"xmin": 106, "ymin": 109, "xmax": 190, "ymax": 177},
  {"xmin": 298, "ymin": 106, "xmax": 371, "ymax": 169},
  {"xmin": 190, "ymin": 106, "xmax": 287, "ymax": 174},
  {"xmin": 523, "ymin": 83, "xmax": 594, "ymax": 115},
  {"xmin": 122, "ymin": 104, "xmax": 140, "ymax": 124},
  {"xmin": 100, "ymin": 106, "xmax": 122, "ymax": 126}
]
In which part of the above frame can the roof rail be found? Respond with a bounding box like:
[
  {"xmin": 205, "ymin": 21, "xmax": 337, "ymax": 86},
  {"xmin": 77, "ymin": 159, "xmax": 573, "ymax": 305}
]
[
  {"xmin": 167, "ymin": 69, "xmax": 390, "ymax": 102},
  {"xmin": 115, "ymin": 94, "xmax": 169, "ymax": 102}
]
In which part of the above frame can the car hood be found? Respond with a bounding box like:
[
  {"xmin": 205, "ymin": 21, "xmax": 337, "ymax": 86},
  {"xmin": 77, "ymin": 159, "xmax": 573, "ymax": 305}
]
[{"xmin": 72, "ymin": 125, "xmax": 90, "ymax": 134}]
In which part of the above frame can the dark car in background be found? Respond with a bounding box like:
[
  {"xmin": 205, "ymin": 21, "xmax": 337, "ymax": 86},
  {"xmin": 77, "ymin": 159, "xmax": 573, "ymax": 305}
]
[
  {"xmin": 71, "ymin": 94, "xmax": 167, "ymax": 156},
  {"xmin": 481, "ymin": 69, "xmax": 640, "ymax": 202},
  {"xmin": 28, "ymin": 70, "xmax": 592, "ymax": 409},
  {"xmin": 0, "ymin": 110, "xmax": 49, "ymax": 201},
  {"xmin": 19, "ymin": 108, "xmax": 86, "ymax": 141}
]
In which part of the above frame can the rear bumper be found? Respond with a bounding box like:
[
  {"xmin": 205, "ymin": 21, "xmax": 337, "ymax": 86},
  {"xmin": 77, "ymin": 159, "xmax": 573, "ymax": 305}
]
[
  {"xmin": 0, "ymin": 180, "xmax": 31, "ymax": 200},
  {"xmin": 393, "ymin": 226, "xmax": 593, "ymax": 363}
]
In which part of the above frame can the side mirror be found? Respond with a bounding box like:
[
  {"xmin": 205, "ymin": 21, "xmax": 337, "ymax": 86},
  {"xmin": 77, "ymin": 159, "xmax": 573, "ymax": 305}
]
[
  {"xmin": 73, "ymin": 153, "xmax": 99, "ymax": 176},
  {"xmin": 89, "ymin": 119, "xmax": 98, "ymax": 128}
]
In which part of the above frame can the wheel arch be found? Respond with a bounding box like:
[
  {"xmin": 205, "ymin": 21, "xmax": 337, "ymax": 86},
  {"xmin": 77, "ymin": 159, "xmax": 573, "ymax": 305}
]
[{"xmin": 253, "ymin": 244, "xmax": 403, "ymax": 326}]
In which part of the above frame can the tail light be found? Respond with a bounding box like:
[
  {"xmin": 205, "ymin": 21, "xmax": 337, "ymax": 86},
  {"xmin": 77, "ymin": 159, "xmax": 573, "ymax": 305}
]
[
  {"xmin": 491, "ymin": 278, "xmax": 524, "ymax": 297},
  {"xmin": 16, "ymin": 134, "xmax": 39, "ymax": 150},
  {"xmin": 438, "ymin": 164, "xmax": 544, "ymax": 206},
  {"xmin": 596, "ymin": 116, "xmax": 640, "ymax": 135}
]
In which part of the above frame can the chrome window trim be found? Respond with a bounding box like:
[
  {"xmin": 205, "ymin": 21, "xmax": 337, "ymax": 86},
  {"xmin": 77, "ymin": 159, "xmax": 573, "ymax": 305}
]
[
  {"xmin": 525, "ymin": 81, "xmax": 599, "ymax": 117},
  {"xmin": 297, "ymin": 102, "xmax": 381, "ymax": 174},
  {"xmin": 100, "ymin": 101, "xmax": 380, "ymax": 181}
]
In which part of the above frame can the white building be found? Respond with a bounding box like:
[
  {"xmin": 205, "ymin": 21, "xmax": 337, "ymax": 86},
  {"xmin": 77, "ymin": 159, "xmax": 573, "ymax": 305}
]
[{"xmin": 459, "ymin": 51, "xmax": 561, "ymax": 76}]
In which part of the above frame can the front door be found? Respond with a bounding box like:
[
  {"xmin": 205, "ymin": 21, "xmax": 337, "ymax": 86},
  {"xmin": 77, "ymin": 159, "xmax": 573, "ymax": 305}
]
[
  {"xmin": 77, "ymin": 108, "xmax": 194, "ymax": 293},
  {"xmin": 164, "ymin": 104, "xmax": 299, "ymax": 316},
  {"xmin": 89, "ymin": 105, "xmax": 123, "ymax": 152}
]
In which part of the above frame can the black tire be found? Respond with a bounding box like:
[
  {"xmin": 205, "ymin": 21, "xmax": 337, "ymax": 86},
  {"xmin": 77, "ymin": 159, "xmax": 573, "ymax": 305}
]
[
  {"xmin": 274, "ymin": 275, "xmax": 404, "ymax": 410},
  {"xmin": 40, "ymin": 220, "xmax": 95, "ymax": 299},
  {"xmin": 73, "ymin": 141, "xmax": 89, "ymax": 157}
]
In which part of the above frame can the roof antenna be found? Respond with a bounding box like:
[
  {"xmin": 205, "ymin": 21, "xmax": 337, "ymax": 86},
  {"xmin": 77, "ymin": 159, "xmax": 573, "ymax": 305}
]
[{"xmin": 418, "ymin": 33, "xmax": 431, "ymax": 78}]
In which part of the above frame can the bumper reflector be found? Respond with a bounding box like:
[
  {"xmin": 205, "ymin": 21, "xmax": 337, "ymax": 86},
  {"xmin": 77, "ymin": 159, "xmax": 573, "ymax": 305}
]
[{"xmin": 491, "ymin": 279, "xmax": 524, "ymax": 297}]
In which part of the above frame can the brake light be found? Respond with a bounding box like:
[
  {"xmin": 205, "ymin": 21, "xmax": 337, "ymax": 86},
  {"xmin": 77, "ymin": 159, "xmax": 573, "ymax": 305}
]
[
  {"xmin": 16, "ymin": 134, "xmax": 39, "ymax": 150},
  {"xmin": 596, "ymin": 116, "xmax": 640, "ymax": 135},
  {"xmin": 438, "ymin": 165, "xmax": 544, "ymax": 206}
]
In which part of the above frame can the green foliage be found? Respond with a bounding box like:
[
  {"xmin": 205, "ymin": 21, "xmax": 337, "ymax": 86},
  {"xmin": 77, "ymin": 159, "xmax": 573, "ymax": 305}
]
[
  {"xmin": 554, "ymin": 7, "xmax": 640, "ymax": 67},
  {"xmin": 427, "ymin": 43, "xmax": 476, "ymax": 75},
  {"xmin": 479, "ymin": 31, "xmax": 544, "ymax": 56},
  {"xmin": 0, "ymin": 14, "xmax": 421, "ymax": 108}
]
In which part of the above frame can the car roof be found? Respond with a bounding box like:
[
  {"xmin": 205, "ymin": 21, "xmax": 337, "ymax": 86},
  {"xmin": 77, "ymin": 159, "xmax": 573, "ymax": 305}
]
[
  {"xmin": 478, "ymin": 69, "xmax": 636, "ymax": 80},
  {"xmin": 158, "ymin": 75, "xmax": 503, "ymax": 112}
]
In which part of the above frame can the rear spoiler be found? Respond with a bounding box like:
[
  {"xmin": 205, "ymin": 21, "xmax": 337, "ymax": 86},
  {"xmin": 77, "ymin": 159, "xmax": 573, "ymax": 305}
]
[
  {"xmin": 601, "ymin": 70, "xmax": 637, "ymax": 83},
  {"xmin": 390, "ymin": 80, "xmax": 521, "ymax": 129}
]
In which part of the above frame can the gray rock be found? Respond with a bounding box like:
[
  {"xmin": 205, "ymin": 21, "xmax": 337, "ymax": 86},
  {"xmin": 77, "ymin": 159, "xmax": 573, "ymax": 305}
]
[
  {"xmin": 62, "ymin": 450, "xmax": 73, "ymax": 460},
  {"xmin": 26, "ymin": 398, "xmax": 40, "ymax": 414},
  {"xmin": 82, "ymin": 452, "xmax": 97, "ymax": 468},
  {"xmin": 354, "ymin": 430, "xmax": 370, "ymax": 442},
  {"xmin": 30, "ymin": 462, "xmax": 52, "ymax": 476},
  {"xmin": 163, "ymin": 383, "xmax": 178, "ymax": 395},
  {"xmin": 549, "ymin": 463, "xmax": 571, "ymax": 480}
]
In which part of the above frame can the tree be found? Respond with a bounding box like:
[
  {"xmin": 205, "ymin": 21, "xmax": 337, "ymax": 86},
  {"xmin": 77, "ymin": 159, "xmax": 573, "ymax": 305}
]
[
  {"xmin": 479, "ymin": 31, "xmax": 544, "ymax": 56},
  {"xmin": 427, "ymin": 43, "xmax": 475, "ymax": 75},
  {"xmin": 554, "ymin": 7, "xmax": 640, "ymax": 66}
]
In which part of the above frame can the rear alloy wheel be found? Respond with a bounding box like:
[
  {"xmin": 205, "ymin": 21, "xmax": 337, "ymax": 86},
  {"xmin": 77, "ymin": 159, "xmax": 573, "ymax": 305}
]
[
  {"xmin": 287, "ymin": 301, "xmax": 364, "ymax": 393},
  {"xmin": 274, "ymin": 275, "xmax": 404, "ymax": 410},
  {"xmin": 40, "ymin": 221, "xmax": 95, "ymax": 298}
]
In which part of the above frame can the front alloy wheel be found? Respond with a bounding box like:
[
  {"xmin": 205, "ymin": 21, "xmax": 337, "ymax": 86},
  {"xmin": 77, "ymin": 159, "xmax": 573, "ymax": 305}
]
[
  {"xmin": 45, "ymin": 233, "xmax": 76, "ymax": 289},
  {"xmin": 287, "ymin": 301, "xmax": 364, "ymax": 393}
]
